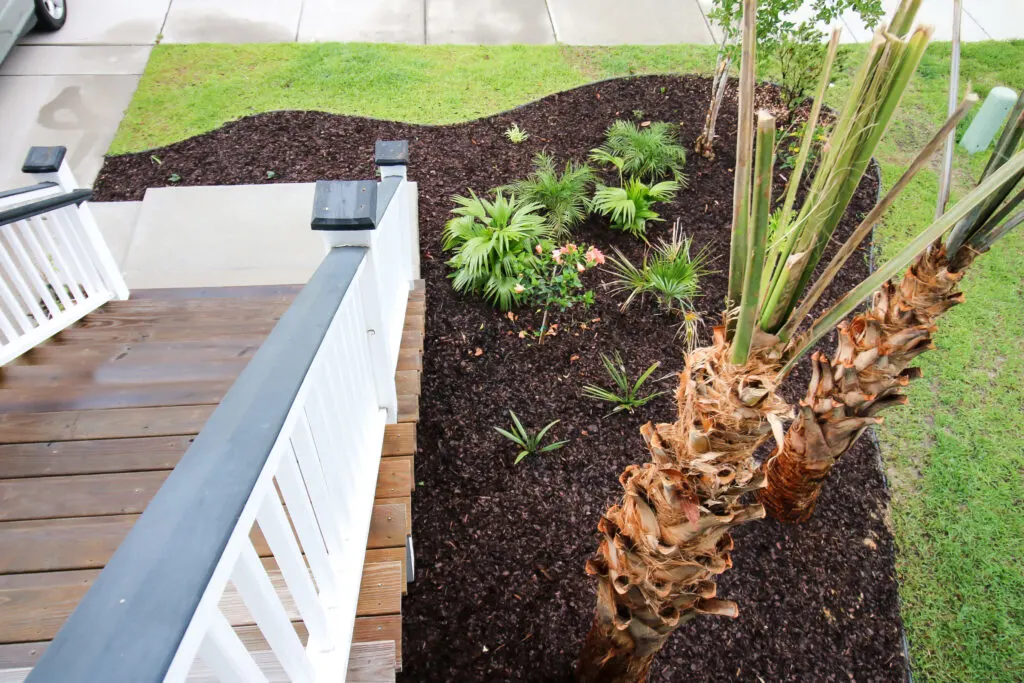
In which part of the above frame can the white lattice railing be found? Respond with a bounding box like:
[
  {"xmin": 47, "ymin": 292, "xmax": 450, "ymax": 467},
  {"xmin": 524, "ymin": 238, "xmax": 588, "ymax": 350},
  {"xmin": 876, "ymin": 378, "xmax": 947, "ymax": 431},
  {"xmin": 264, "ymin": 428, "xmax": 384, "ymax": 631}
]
[
  {"xmin": 23, "ymin": 142, "xmax": 419, "ymax": 683},
  {"xmin": 0, "ymin": 148, "xmax": 128, "ymax": 366}
]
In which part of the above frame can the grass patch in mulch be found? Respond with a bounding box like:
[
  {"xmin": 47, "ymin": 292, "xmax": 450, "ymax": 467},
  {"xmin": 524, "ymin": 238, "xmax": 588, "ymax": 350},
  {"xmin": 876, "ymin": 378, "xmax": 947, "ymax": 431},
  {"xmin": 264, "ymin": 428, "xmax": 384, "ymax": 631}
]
[{"xmin": 96, "ymin": 75, "xmax": 904, "ymax": 681}]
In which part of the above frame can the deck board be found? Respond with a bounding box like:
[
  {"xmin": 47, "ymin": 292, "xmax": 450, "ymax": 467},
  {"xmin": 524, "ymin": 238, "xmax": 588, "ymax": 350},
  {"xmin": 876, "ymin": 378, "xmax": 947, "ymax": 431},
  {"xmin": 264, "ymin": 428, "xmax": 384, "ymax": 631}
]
[{"xmin": 0, "ymin": 288, "xmax": 290, "ymax": 657}]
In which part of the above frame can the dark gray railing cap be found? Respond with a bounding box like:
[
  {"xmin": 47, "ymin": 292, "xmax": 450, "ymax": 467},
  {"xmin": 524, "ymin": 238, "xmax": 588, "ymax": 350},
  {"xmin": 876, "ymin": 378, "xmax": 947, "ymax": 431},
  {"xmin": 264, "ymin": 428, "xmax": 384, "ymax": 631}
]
[
  {"xmin": 22, "ymin": 146, "xmax": 67, "ymax": 173},
  {"xmin": 311, "ymin": 179, "xmax": 377, "ymax": 230},
  {"xmin": 374, "ymin": 140, "xmax": 409, "ymax": 166}
]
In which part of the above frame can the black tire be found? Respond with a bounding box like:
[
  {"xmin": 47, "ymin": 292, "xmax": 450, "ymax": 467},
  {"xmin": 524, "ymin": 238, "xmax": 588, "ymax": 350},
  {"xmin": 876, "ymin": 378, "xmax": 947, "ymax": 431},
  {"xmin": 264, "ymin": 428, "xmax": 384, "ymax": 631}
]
[{"xmin": 34, "ymin": 0, "xmax": 66, "ymax": 32}]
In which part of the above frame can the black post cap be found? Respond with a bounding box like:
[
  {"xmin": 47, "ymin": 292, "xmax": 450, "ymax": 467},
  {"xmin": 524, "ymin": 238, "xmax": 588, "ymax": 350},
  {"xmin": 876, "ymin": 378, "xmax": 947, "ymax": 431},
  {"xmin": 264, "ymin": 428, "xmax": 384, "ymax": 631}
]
[
  {"xmin": 374, "ymin": 140, "xmax": 409, "ymax": 166},
  {"xmin": 311, "ymin": 180, "xmax": 378, "ymax": 230},
  {"xmin": 22, "ymin": 146, "xmax": 67, "ymax": 174}
]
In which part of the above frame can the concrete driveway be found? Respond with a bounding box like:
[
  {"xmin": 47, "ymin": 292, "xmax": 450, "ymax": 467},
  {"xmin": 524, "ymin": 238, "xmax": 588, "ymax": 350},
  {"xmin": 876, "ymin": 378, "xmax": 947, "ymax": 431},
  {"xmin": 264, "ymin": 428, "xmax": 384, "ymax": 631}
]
[{"xmin": 0, "ymin": 0, "xmax": 1019, "ymax": 191}]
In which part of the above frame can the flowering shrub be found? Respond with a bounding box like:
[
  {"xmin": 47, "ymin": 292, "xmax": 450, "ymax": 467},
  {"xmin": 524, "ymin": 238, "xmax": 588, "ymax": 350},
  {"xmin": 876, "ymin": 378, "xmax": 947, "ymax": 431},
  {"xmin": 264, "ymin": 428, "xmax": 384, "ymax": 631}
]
[{"xmin": 520, "ymin": 242, "xmax": 604, "ymax": 312}]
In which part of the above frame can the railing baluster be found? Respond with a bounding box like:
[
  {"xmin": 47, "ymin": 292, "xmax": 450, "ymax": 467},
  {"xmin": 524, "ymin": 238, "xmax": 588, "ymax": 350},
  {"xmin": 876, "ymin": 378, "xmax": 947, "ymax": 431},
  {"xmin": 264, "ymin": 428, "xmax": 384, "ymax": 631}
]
[
  {"xmin": 256, "ymin": 475, "xmax": 331, "ymax": 649},
  {"xmin": 231, "ymin": 541, "xmax": 314, "ymax": 683},
  {"xmin": 0, "ymin": 231, "xmax": 47, "ymax": 323},
  {"xmin": 23, "ymin": 217, "xmax": 73, "ymax": 311},
  {"xmin": 195, "ymin": 610, "xmax": 270, "ymax": 683},
  {"xmin": 0, "ymin": 273, "xmax": 32, "ymax": 335},
  {"xmin": 289, "ymin": 411, "xmax": 346, "ymax": 561},
  {"xmin": 31, "ymin": 214, "xmax": 85, "ymax": 303},
  {"xmin": 51, "ymin": 208, "xmax": 102, "ymax": 298},
  {"xmin": 276, "ymin": 442, "xmax": 339, "ymax": 604},
  {"xmin": 6, "ymin": 222, "xmax": 60, "ymax": 320}
]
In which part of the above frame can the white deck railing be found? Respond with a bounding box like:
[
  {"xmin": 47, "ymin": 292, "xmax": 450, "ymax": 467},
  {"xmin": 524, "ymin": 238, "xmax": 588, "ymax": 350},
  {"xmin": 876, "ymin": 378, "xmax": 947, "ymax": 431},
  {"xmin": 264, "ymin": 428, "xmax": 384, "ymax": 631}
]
[
  {"xmin": 0, "ymin": 150, "xmax": 128, "ymax": 366},
  {"xmin": 24, "ymin": 142, "xmax": 418, "ymax": 683}
]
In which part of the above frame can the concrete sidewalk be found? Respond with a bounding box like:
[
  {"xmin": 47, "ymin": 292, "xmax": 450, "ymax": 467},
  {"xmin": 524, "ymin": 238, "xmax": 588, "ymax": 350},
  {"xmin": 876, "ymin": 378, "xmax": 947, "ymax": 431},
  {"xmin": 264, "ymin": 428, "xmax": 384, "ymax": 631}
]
[{"xmin": 1, "ymin": 0, "xmax": 1021, "ymax": 191}]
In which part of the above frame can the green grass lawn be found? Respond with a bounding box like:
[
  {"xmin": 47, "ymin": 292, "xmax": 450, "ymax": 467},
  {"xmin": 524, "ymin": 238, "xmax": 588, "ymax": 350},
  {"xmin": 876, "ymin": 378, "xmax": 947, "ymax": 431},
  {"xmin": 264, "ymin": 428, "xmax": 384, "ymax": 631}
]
[{"xmin": 112, "ymin": 41, "xmax": 1024, "ymax": 681}]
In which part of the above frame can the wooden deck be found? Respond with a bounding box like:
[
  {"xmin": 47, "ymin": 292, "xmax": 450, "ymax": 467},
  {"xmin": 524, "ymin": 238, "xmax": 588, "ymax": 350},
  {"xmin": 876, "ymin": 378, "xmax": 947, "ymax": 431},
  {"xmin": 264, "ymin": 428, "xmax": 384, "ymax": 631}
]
[{"xmin": 0, "ymin": 284, "xmax": 424, "ymax": 680}]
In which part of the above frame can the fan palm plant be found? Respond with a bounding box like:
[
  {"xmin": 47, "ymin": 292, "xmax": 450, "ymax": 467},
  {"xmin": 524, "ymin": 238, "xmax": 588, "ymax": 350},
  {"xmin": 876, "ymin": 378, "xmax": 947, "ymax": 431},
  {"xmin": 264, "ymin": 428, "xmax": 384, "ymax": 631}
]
[
  {"xmin": 606, "ymin": 223, "xmax": 711, "ymax": 313},
  {"xmin": 442, "ymin": 190, "xmax": 549, "ymax": 311},
  {"xmin": 505, "ymin": 152, "xmax": 595, "ymax": 238},
  {"xmin": 589, "ymin": 120, "xmax": 689, "ymax": 184},
  {"xmin": 577, "ymin": 2, "xmax": 1024, "ymax": 680},
  {"xmin": 591, "ymin": 179, "xmax": 679, "ymax": 239}
]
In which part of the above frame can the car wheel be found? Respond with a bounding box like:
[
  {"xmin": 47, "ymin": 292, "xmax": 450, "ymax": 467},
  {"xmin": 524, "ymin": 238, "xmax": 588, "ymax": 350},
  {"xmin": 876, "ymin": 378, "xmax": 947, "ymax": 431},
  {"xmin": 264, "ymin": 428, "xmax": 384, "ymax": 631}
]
[{"xmin": 34, "ymin": 0, "xmax": 67, "ymax": 31}]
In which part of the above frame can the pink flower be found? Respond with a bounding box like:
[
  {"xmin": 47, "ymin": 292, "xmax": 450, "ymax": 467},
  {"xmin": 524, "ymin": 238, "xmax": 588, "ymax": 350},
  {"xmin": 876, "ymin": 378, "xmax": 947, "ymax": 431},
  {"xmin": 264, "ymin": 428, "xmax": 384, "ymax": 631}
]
[
  {"xmin": 564, "ymin": 243, "xmax": 578, "ymax": 254},
  {"xmin": 514, "ymin": 284, "xmax": 525, "ymax": 294},
  {"xmin": 576, "ymin": 262, "xmax": 586, "ymax": 273},
  {"xmin": 535, "ymin": 244, "xmax": 543, "ymax": 255},
  {"xmin": 585, "ymin": 246, "xmax": 606, "ymax": 265},
  {"xmin": 552, "ymin": 248, "xmax": 563, "ymax": 265}
]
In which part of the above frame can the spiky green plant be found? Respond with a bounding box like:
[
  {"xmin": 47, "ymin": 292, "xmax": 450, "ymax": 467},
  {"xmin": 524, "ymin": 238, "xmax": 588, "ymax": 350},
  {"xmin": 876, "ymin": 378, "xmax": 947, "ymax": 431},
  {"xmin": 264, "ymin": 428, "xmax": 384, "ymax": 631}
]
[
  {"xmin": 589, "ymin": 120, "xmax": 689, "ymax": 184},
  {"xmin": 581, "ymin": 352, "xmax": 665, "ymax": 415},
  {"xmin": 504, "ymin": 123, "xmax": 529, "ymax": 144},
  {"xmin": 606, "ymin": 223, "xmax": 711, "ymax": 313},
  {"xmin": 494, "ymin": 411, "xmax": 567, "ymax": 465},
  {"xmin": 591, "ymin": 179, "xmax": 679, "ymax": 239},
  {"xmin": 442, "ymin": 190, "xmax": 549, "ymax": 311},
  {"xmin": 505, "ymin": 152, "xmax": 595, "ymax": 238}
]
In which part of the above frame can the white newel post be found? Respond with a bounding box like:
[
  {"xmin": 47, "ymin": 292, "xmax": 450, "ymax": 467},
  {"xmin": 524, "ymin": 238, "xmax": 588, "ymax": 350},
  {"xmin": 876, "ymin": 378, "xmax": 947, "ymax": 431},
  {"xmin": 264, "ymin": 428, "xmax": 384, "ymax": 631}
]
[
  {"xmin": 310, "ymin": 141, "xmax": 415, "ymax": 424},
  {"xmin": 21, "ymin": 146, "xmax": 129, "ymax": 301}
]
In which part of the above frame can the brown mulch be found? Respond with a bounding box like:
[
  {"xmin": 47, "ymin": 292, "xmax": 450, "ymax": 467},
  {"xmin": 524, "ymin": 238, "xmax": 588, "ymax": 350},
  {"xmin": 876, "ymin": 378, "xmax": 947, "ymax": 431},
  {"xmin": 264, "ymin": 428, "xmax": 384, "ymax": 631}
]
[{"xmin": 95, "ymin": 75, "xmax": 905, "ymax": 683}]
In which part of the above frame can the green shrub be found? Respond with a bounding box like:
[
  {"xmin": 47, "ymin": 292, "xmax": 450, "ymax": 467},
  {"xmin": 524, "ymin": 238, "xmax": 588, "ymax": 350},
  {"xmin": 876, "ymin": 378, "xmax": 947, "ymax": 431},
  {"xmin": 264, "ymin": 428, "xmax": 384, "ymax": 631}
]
[
  {"xmin": 606, "ymin": 227, "xmax": 711, "ymax": 313},
  {"xmin": 589, "ymin": 120, "xmax": 688, "ymax": 184},
  {"xmin": 506, "ymin": 153, "xmax": 595, "ymax": 238},
  {"xmin": 591, "ymin": 179, "xmax": 679, "ymax": 239},
  {"xmin": 442, "ymin": 190, "xmax": 549, "ymax": 311}
]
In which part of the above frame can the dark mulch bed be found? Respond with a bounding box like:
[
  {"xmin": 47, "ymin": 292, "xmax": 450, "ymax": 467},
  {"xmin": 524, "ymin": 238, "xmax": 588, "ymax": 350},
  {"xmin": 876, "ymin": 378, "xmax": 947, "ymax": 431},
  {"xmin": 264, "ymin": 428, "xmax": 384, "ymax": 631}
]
[{"xmin": 96, "ymin": 75, "xmax": 905, "ymax": 682}]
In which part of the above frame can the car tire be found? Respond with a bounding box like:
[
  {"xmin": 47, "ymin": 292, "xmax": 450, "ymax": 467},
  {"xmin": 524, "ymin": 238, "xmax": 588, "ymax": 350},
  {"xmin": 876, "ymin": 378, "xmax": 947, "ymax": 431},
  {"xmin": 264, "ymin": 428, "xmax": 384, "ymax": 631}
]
[{"xmin": 34, "ymin": 0, "xmax": 66, "ymax": 32}]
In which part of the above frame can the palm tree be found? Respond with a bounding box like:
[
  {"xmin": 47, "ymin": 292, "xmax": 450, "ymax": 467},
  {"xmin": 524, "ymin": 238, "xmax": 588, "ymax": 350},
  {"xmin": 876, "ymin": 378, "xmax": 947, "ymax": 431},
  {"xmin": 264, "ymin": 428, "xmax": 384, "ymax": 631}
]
[
  {"xmin": 759, "ymin": 93, "xmax": 1024, "ymax": 522},
  {"xmin": 578, "ymin": 2, "xmax": 1024, "ymax": 679}
]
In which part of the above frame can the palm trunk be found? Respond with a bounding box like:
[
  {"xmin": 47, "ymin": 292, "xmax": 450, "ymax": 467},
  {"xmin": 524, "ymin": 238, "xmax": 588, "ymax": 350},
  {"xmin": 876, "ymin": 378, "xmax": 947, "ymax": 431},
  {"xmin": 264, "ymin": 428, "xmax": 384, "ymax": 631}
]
[
  {"xmin": 578, "ymin": 332, "xmax": 790, "ymax": 681},
  {"xmin": 758, "ymin": 246, "xmax": 964, "ymax": 522}
]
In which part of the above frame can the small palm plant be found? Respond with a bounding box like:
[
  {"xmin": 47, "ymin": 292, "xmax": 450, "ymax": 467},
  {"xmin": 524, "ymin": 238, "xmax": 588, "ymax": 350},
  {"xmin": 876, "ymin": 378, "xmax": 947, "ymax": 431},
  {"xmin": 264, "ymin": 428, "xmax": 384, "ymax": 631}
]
[
  {"xmin": 591, "ymin": 179, "xmax": 679, "ymax": 239},
  {"xmin": 442, "ymin": 190, "xmax": 549, "ymax": 311},
  {"xmin": 589, "ymin": 120, "xmax": 688, "ymax": 184},
  {"xmin": 494, "ymin": 411, "xmax": 567, "ymax": 464},
  {"xmin": 581, "ymin": 352, "xmax": 665, "ymax": 415},
  {"xmin": 606, "ymin": 222, "xmax": 711, "ymax": 312},
  {"xmin": 506, "ymin": 152, "xmax": 595, "ymax": 238},
  {"xmin": 504, "ymin": 123, "xmax": 529, "ymax": 143}
]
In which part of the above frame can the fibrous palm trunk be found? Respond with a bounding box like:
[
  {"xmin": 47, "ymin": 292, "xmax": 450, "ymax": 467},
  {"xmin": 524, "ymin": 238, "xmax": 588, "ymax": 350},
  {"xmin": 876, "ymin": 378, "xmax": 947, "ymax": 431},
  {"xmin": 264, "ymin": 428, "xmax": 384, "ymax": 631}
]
[
  {"xmin": 578, "ymin": 331, "xmax": 790, "ymax": 682},
  {"xmin": 758, "ymin": 245, "xmax": 964, "ymax": 522}
]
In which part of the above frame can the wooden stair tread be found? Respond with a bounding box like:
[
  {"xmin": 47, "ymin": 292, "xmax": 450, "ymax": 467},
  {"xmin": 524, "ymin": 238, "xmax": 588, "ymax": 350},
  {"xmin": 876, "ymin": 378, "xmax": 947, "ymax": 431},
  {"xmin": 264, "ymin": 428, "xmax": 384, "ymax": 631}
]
[
  {"xmin": 368, "ymin": 503, "xmax": 408, "ymax": 550},
  {"xmin": 375, "ymin": 457, "xmax": 413, "ymax": 498},
  {"xmin": 347, "ymin": 641, "xmax": 397, "ymax": 682},
  {"xmin": 355, "ymin": 562, "xmax": 403, "ymax": 617},
  {"xmin": 382, "ymin": 423, "xmax": 415, "ymax": 457}
]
